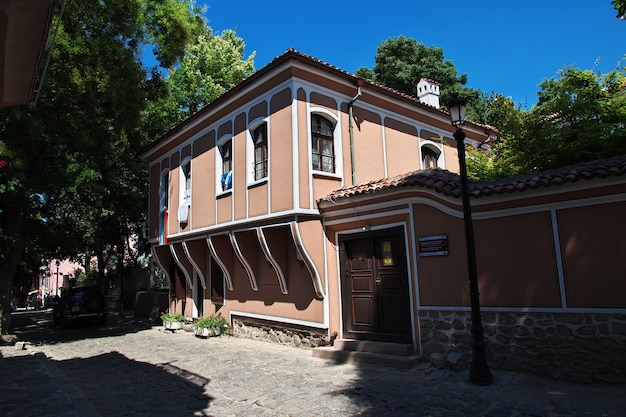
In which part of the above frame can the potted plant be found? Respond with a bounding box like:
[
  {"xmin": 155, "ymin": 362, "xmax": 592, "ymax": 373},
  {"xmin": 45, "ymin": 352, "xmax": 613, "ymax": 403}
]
[
  {"xmin": 193, "ymin": 313, "xmax": 229, "ymax": 337},
  {"xmin": 160, "ymin": 312, "xmax": 185, "ymax": 331}
]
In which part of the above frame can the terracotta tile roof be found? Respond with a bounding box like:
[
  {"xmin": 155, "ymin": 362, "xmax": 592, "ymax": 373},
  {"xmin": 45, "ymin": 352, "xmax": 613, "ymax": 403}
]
[
  {"xmin": 419, "ymin": 77, "xmax": 441, "ymax": 85},
  {"xmin": 280, "ymin": 49, "xmax": 443, "ymax": 110},
  {"xmin": 318, "ymin": 155, "xmax": 626, "ymax": 204}
]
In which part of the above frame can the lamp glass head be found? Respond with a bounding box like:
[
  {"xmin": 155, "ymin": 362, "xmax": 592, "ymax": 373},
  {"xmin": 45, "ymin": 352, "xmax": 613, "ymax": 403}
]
[{"xmin": 447, "ymin": 94, "xmax": 467, "ymax": 128}]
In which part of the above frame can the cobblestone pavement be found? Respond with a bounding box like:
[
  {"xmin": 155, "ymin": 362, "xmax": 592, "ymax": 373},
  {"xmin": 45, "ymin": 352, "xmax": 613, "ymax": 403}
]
[{"xmin": 1, "ymin": 309, "xmax": 625, "ymax": 417}]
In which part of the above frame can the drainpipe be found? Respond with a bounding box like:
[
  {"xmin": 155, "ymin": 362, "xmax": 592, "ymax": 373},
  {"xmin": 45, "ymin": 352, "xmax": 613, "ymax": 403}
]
[{"xmin": 348, "ymin": 79, "xmax": 364, "ymax": 185}]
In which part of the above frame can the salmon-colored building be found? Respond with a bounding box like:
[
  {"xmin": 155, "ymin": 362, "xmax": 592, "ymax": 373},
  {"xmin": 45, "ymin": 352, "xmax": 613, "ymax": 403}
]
[{"xmin": 142, "ymin": 50, "xmax": 626, "ymax": 383}]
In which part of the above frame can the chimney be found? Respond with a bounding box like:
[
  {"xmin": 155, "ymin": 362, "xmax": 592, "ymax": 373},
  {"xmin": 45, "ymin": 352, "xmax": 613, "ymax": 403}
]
[{"xmin": 417, "ymin": 78, "xmax": 440, "ymax": 109}]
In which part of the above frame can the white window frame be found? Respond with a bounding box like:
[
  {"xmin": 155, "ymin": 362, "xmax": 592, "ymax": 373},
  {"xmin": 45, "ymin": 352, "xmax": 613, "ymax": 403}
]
[
  {"xmin": 420, "ymin": 140, "xmax": 444, "ymax": 170},
  {"xmin": 309, "ymin": 108, "xmax": 341, "ymax": 177},
  {"xmin": 216, "ymin": 135, "xmax": 233, "ymax": 195},
  {"xmin": 180, "ymin": 157, "xmax": 192, "ymax": 204},
  {"xmin": 247, "ymin": 117, "xmax": 269, "ymax": 185},
  {"xmin": 159, "ymin": 169, "xmax": 169, "ymax": 244}
]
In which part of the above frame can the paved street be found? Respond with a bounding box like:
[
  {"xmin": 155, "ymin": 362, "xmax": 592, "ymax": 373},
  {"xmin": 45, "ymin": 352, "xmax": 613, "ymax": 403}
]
[{"xmin": 1, "ymin": 309, "xmax": 625, "ymax": 417}]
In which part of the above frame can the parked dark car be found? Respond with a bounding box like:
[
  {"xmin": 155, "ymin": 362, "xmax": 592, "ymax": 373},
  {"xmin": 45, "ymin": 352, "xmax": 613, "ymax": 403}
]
[
  {"xmin": 53, "ymin": 286, "xmax": 108, "ymax": 328},
  {"xmin": 44, "ymin": 295, "xmax": 59, "ymax": 309}
]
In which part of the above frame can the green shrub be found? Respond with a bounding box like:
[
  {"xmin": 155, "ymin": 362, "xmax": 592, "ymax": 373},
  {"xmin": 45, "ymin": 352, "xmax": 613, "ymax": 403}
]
[
  {"xmin": 192, "ymin": 313, "xmax": 229, "ymax": 335},
  {"xmin": 160, "ymin": 312, "xmax": 185, "ymax": 323}
]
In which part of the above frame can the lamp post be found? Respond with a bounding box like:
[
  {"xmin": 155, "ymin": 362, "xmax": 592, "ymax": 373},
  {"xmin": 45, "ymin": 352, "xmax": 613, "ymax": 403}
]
[{"xmin": 447, "ymin": 94, "xmax": 493, "ymax": 386}]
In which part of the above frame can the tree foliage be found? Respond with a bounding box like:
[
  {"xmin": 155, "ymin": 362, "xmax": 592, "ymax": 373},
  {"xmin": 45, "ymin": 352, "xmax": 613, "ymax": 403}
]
[
  {"xmin": 167, "ymin": 29, "xmax": 256, "ymax": 120},
  {"xmin": 0, "ymin": 0, "xmax": 252, "ymax": 334},
  {"xmin": 492, "ymin": 66, "xmax": 626, "ymax": 175},
  {"xmin": 613, "ymin": 0, "xmax": 626, "ymax": 18},
  {"xmin": 355, "ymin": 35, "xmax": 467, "ymax": 98},
  {"xmin": 359, "ymin": 36, "xmax": 626, "ymax": 179},
  {"xmin": 354, "ymin": 35, "xmax": 488, "ymax": 124},
  {"xmin": 142, "ymin": 0, "xmax": 207, "ymax": 68}
]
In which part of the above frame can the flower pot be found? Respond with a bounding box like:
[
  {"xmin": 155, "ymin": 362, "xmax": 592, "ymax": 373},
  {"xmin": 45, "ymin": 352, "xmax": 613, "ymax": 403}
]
[
  {"xmin": 164, "ymin": 321, "xmax": 183, "ymax": 331},
  {"xmin": 194, "ymin": 327, "xmax": 220, "ymax": 337}
]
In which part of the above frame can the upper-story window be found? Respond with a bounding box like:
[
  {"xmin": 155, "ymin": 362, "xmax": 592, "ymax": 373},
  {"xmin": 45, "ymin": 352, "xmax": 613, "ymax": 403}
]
[
  {"xmin": 181, "ymin": 159, "xmax": 191, "ymax": 200},
  {"xmin": 159, "ymin": 170, "xmax": 169, "ymax": 244},
  {"xmin": 422, "ymin": 146, "xmax": 439, "ymax": 169},
  {"xmin": 220, "ymin": 139, "xmax": 232, "ymax": 191},
  {"xmin": 311, "ymin": 114, "xmax": 335, "ymax": 173},
  {"xmin": 253, "ymin": 124, "xmax": 268, "ymax": 181},
  {"xmin": 160, "ymin": 170, "xmax": 169, "ymax": 211}
]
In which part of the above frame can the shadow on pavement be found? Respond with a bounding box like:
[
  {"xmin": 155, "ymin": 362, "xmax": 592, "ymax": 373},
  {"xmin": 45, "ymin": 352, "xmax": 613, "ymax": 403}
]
[
  {"xmin": 9, "ymin": 308, "xmax": 155, "ymax": 346},
  {"xmin": 330, "ymin": 360, "xmax": 626, "ymax": 417},
  {"xmin": 0, "ymin": 349, "xmax": 214, "ymax": 417}
]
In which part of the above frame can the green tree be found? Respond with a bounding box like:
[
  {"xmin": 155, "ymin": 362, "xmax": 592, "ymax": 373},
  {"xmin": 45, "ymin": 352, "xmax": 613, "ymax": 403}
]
[
  {"xmin": 499, "ymin": 66, "xmax": 626, "ymax": 174},
  {"xmin": 613, "ymin": 0, "xmax": 626, "ymax": 18},
  {"xmin": 465, "ymin": 92, "xmax": 530, "ymax": 179},
  {"xmin": 354, "ymin": 35, "xmax": 494, "ymax": 127},
  {"xmin": 142, "ymin": 0, "xmax": 207, "ymax": 68},
  {"xmin": 0, "ymin": 0, "xmax": 205, "ymax": 335},
  {"xmin": 355, "ymin": 35, "xmax": 467, "ymax": 99},
  {"xmin": 354, "ymin": 66, "xmax": 375, "ymax": 80},
  {"xmin": 166, "ymin": 29, "xmax": 256, "ymax": 120}
]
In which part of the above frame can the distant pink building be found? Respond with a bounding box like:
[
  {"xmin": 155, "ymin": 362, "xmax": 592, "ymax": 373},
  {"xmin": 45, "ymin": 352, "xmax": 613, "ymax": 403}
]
[{"xmin": 40, "ymin": 259, "xmax": 84, "ymax": 296}]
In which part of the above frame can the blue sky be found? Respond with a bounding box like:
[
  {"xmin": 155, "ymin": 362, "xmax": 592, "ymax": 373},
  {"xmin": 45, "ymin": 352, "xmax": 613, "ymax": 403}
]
[{"xmin": 197, "ymin": 0, "xmax": 624, "ymax": 108}]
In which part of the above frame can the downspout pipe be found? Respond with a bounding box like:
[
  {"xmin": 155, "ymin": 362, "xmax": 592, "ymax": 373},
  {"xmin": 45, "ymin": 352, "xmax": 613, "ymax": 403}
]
[{"xmin": 348, "ymin": 79, "xmax": 364, "ymax": 185}]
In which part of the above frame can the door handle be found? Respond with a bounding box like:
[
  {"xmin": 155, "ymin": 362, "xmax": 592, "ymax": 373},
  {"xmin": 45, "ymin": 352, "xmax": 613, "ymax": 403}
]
[{"xmin": 375, "ymin": 277, "xmax": 381, "ymax": 286}]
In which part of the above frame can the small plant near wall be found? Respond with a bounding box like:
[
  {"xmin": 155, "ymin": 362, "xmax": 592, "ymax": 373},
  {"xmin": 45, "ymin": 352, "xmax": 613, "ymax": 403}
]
[
  {"xmin": 193, "ymin": 313, "xmax": 229, "ymax": 337},
  {"xmin": 160, "ymin": 312, "xmax": 185, "ymax": 331}
]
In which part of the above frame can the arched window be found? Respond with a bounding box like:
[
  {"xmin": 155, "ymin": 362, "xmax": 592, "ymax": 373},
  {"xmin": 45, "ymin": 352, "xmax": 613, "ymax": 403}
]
[
  {"xmin": 311, "ymin": 114, "xmax": 335, "ymax": 173},
  {"xmin": 159, "ymin": 170, "xmax": 169, "ymax": 244},
  {"xmin": 422, "ymin": 146, "xmax": 440, "ymax": 169},
  {"xmin": 160, "ymin": 170, "xmax": 169, "ymax": 211},
  {"xmin": 252, "ymin": 124, "xmax": 267, "ymax": 180},
  {"xmin": 220, "ymin": 139, "xmax": 232, "ymax": 191},
  {"xmin": 181, "ymin": 159, "xmax": 191, "ymax": 199}
]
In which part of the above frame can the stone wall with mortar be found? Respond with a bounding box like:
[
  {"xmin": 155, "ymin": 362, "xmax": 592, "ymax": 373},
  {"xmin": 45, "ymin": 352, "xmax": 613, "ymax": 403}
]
[
  {"xmin": 232, "ymin": 316, "xmax": 328, "ymax": 349},
  {"xmin": 419, "ymin": 310, "xmax": 626, "ymax": 384}
]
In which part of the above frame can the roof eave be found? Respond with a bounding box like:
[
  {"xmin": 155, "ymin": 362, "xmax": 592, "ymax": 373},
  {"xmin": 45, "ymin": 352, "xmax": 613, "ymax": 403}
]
[
  {"xmin": 0, "ymin": 0, "xmax": 57, "ymax": 108},
  {"xmin": 140, "ymin": 49, "xmax": 497, "ymax": 160}
]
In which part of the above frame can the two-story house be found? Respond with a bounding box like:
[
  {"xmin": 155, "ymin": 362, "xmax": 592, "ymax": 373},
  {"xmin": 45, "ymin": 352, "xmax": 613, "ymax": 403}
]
[
  {"xmin": 141, "ymin": 49, "xmax": 494, "ymax": 349},
  {"xmin": 143, "ymin": 49, "xmax": 626, "ymax": 382}
]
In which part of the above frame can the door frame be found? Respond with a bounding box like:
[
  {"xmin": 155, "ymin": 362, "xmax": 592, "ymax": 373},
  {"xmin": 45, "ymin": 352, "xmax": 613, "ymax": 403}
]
[{"xmin": 338, "ymin": 225, "xmax": 413, "ymax": 344}]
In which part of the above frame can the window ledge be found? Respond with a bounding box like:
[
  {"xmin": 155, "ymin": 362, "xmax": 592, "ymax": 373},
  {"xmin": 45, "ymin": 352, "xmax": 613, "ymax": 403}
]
[
  {"xmin": 216, "ymin": 190, "xmax": 232, "ymax": 199},
  {"xmin": 247, "ymin": 178, "xmax": 268, "ymax": 189},
  {"xmin": 312, "ymin": 171, "xmax": 342, "ymax": 180}
]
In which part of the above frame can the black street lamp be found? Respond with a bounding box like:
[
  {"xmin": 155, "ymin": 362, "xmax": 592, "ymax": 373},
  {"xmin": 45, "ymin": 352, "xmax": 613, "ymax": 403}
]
[{"xmin": 447, "ymin": 94, "xmax": 493, "ymax": 386}]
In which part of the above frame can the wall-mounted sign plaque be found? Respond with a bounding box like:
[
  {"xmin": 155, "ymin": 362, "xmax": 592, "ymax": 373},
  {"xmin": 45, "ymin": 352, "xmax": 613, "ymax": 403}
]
[{"xmin": 418, "ymin": 234, "xmax": 449, "ymax": 257}]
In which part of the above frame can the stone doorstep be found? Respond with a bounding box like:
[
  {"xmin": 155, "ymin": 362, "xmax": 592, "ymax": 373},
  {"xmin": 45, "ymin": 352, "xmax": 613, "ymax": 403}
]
[
  {"xmin": 312, "ymin": 339, "xmax": 423, "ymax": 369},
  {"xmin": 334, "ymin": 339, "xmax": 415, "ymax": 355}
]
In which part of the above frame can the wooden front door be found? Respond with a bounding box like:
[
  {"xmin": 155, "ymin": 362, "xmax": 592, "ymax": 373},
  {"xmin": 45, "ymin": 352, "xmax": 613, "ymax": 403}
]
[{"xmin": 340, "ymin": 227, "xmax": 411, "ymax": 343}]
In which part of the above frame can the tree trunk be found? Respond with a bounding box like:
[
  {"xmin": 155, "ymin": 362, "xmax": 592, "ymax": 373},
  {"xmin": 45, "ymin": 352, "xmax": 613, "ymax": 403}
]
[{"xmin": 95, "ymin": 248, "xmax": 104, "ymax": 284}]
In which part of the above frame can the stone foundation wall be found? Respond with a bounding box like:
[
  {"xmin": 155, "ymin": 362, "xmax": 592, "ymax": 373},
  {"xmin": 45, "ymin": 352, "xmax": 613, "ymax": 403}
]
[
  {"xmin": 232, "ymin": 316, "xmax": 327, "ymax": 349},
  {"xmin": 419, "ymin": 310, "xmax": 626, "ymax": 384}
]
